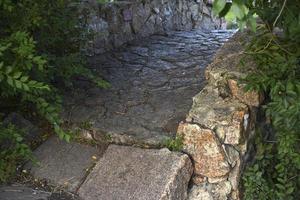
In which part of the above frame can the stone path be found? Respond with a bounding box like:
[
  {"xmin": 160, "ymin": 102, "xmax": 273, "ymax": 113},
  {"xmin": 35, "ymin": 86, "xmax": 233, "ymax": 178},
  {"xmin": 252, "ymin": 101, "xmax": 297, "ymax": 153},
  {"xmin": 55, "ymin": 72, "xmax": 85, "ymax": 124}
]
[
  {"xmin": 1, "ymin": 29, "xmax": 236, "ymax": 200},
  {"xmin": 63, "ymin": 29, "xmax": 235, "ymax": 146}
]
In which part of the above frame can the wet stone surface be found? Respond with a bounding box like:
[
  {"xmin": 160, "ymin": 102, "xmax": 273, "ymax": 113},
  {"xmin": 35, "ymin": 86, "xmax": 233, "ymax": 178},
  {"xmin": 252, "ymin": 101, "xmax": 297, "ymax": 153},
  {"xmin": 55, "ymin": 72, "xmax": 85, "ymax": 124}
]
[
  {"xmin": 0, "ymin": 185, "xmax": 80, "ymax": 200},
  {"xmin": 63, "ymin": 30, "xmax": 235, "ymax": 146}
]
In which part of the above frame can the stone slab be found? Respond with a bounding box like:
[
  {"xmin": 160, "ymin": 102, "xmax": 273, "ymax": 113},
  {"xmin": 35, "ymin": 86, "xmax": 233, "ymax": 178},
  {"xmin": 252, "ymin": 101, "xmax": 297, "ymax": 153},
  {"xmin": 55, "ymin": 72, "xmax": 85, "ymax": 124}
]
[
  {"xmin": 0, "ymin": 185, "xmax": 50, "ymax": 200},
  {"xmin": 78, "ymin": 145, "xmax": 193, "ymax": 200},
  {"xmin": 24, "ymin": 136, "xmax": 107, "ymax": 192}
]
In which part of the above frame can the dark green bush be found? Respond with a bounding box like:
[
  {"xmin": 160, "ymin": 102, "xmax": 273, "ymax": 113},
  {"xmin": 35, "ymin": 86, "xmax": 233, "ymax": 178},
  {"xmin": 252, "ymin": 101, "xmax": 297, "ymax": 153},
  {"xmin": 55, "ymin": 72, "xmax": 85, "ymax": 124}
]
[
  {"xmin": 242, "ymin": 26, "xmax": 300, "ymax": 200},
  {"xmin": 0, "ymin": 0, "xmax": 108, "ymax": 138},
  {"xmin": 0, "ymin": 0, "xmax": 109, "ymax": 182}
]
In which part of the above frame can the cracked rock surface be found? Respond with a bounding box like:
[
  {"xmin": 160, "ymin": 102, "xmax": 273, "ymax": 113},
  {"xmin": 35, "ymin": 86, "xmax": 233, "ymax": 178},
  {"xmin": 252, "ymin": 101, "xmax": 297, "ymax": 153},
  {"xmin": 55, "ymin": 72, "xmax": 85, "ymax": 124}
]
[{"xmin": 63, "ymin": 30, "xmax": 235, "ymax": 146}]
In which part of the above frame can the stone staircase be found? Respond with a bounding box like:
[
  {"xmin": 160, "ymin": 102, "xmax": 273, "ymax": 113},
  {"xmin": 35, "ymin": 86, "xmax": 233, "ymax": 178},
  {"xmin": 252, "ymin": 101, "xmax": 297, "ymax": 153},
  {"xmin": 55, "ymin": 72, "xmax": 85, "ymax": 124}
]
[{"xmin": 0, "ymin": 29, "xmax": 254, "ymax": 200}]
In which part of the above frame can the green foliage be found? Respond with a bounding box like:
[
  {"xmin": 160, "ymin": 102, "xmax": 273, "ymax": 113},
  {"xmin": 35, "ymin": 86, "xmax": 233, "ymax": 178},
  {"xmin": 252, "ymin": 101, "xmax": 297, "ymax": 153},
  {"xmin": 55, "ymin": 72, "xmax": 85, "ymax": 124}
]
[
  {"xmin": 163, "ymin": 136, "xmax": 183, "ymax": 152},
  {"xmin": 242, "ymin": 26, "xmax": 300, "ymax": 200},
  {"xmin": 0, "ymin": 0, "xmax": 109, "ymax": 181},
  {"xmin": 0, "ymin": 1, "xmax": 108, "ymax": 138},
  {"xmin": 213, "ymin": 0, "xmax": 257, "ymax": 31},
  {"xmin": 0, "ymin": 124, "xmax": 33, "ymax": 183},
  {"xmin": 214, "ymin": 0, "xmax": 300, "ymax": 199}
]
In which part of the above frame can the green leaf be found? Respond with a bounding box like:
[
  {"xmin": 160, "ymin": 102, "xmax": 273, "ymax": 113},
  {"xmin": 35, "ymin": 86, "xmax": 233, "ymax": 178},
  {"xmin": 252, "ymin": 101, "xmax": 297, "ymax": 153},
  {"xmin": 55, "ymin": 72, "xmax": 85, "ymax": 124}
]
[
  {"xmin": 15, "ymin": 80, "xmax": 22, "ymax": 89},
  {"xmin": 6, "ymin": 76, "xmax": 13, "ymax": 86},
  {"xmin": 20, "ymin": 76, "xmax": 29, "ymax": 82},
  {"xmin": 231, "ymin": 1, "xmax": 248, "ymax": 20},
  {"xmin": 219, "ymin": 2, "xmax": 232, "ymax": 18},
  {"xmin": 22, "ymin": 84, "xmax": 30, "ymax": 91},
  {"xmin": 64, "ymin": 134, "xmax": 71, "ymax": 143},
  {"xmin": 248, "ymin": 15, "xmax": 257, "ymax": 32},
  {"xmin": 213, "ymin": 0, "xmax": 226, "ymax": 16},
  {"xmin": 16, "ymin": 136, "xmax": 23, "ymax": 142},
  {"xmin": 5, "ymin": 66, "xmax": 13, "ymax": 74},
  {"xmin": 13, "ymin": 72, "xmax": 22, "ymax": 79}
]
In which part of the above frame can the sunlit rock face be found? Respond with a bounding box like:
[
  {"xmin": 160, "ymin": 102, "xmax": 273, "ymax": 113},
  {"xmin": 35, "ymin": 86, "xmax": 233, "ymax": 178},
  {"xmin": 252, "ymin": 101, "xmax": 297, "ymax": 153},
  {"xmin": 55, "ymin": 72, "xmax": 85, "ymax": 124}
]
[
  {"xmin": 84, "ymin": 0, "xmax": 224, "ymax": 54},
  {"xmin": 179, "ymin": 32, "xmax": 264, "ymax": 200},
  {"xmin": 177, "ymin": 123, "xmax": 230, "ymax": 178}
]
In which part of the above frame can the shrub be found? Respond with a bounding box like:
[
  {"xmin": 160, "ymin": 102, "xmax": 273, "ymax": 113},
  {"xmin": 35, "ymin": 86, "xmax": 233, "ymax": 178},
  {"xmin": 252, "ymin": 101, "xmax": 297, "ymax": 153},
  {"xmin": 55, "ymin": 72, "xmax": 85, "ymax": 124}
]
[
  {"xmin": 0, "ymin": 0, "xmax": 109, "ymax": 182},
  {"xmin": 213, "ymin": 0, "xmax": 300, "ymax": 199},
  {"xmin": 0, "ymin": 124, "xmax": 33, "ymax": 183},
  {"xmin": 0, "ymin": 0, "xmax": 108, "ymax": 139}
]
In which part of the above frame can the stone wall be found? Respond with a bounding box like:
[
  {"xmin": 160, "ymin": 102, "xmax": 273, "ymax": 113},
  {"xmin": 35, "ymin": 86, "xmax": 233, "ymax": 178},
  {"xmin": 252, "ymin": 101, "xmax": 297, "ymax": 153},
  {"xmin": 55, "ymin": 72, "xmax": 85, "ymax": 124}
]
[
  {"xmin": 85, "ymin": 0, "xmax": 223, "ymax": 54},
  {"xmin": 177, "ymin": 32, "xmax": 263, "ymax": 200}
]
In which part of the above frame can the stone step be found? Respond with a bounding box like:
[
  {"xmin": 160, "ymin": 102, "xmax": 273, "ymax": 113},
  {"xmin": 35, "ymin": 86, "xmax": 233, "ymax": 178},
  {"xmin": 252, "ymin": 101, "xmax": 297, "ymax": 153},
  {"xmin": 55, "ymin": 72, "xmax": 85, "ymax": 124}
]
[
  {"xmin": 24, "ymin": 136, "xmax": 108, "ymax": 192},
  {"xmin": 22, "ymin": 136, "xmax": 193, "ymax": 200},
  {"xmin": 0, "ymin": 184, "xmax": 80, "ymax": 200},
  {"xmin": 78, "ymin": 145, "xmax": 193, "ymax": 200},
  {"xmin": 0, "ymin": 185, "xmax": 50, "ymax": 200}
]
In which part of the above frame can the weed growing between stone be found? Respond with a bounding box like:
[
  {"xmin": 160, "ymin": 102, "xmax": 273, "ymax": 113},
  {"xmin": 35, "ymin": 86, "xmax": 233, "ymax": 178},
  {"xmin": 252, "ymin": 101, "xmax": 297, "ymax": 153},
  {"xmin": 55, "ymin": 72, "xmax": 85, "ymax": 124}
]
[{"xmin": 163, "ymin": 136, "xmax": 184, "ymax": 152}]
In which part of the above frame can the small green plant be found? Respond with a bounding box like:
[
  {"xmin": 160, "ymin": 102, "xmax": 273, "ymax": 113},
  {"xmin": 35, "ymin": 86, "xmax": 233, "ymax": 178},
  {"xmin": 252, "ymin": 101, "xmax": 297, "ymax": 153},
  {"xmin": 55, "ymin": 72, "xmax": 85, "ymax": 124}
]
[
  {"xmin": 79, "ymin": 121, "xmax": 93, "ymax": 130},
  {"xmin": 0, "ymin": 124, "xmax": 33, "ymax": 183},
  {"xmin": 104, "ymin": 133, "xmax": 112, "ymax": 142},
  {"xmin": 163, "ymin": 136, "xmax": 183, "ymax": 152}
]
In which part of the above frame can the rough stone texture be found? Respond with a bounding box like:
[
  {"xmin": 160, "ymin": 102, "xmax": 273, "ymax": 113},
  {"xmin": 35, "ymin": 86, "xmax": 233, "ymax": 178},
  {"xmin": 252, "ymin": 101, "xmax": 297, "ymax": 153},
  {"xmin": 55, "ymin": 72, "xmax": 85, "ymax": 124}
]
[
  {"xmin": 85, "ymin": 0, "xmax": 224, "ymax": 54},
  {"xmin": 63, "ymin": 30, "xmax": 235, "ymax": 147},
  {"xmin": 227, "ymin": 79, "xmax": 263, "ymax": 107},
  {"xmin": 3, "ymin": 113, "xmax": 42, "ymax": 146},
  {"xmin": 24, "ymin": 136, "xmax": 107, "ymax": 192},
  {"xmin": 178, "ymin": 32, "xmax": 263, "ymax": 199},
  {"xmin": 0, "ymin": 185, "xmax": 50, "ymax": 200},
  {"xmin": 188, "ymin": 181, "xmax": 232, "ymax": 200},
  {"xmin": 187, "ymin": 85, "xmax": 249, "ymax": 145},
  {"xmin": 78, "ymin": 145, "xmax": 193, "ymax": 200},
  {"xmin": 188, "ymin": 186, "xmax": 213, "ymax": 200},
  {"xmin": 177, "ymin": 123, "xmax": 230, "ymax": 178}
]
